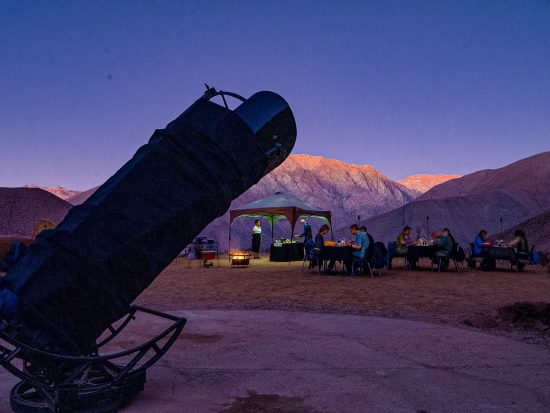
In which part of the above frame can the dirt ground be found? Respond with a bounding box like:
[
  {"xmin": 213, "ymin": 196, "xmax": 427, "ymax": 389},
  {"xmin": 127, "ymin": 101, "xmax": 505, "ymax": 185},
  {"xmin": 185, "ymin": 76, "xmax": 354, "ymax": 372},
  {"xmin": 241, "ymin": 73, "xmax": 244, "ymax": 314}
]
[{"xmin": 137, "ymin": 254, "xmax": 550, "ymax": 346}]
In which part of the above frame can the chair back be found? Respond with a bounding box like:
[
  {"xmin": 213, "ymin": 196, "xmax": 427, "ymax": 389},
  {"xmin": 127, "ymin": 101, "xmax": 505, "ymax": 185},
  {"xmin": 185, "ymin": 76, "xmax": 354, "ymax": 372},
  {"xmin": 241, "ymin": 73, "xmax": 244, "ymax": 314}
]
[{"xmin": 304, "ymin": 239, "xmax": 315, "ymax": 259}]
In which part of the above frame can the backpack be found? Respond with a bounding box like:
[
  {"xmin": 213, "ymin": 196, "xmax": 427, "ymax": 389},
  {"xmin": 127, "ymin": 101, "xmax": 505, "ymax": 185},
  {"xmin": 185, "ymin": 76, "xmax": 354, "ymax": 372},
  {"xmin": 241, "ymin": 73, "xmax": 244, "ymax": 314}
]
[
  {"xmin": 1, "ymin": 242, "xmax": 28, "ymax": 272},
  {"xmin": 371, "ymin": 242, "xmax": 387, "ymax": 269},
  {"xmin": 532, "ymin": 251, "xmax": 539, "ymax": 265},
  {"xmin": 455, "ymin": 245, "xmax": 466, "ymax": 263}
]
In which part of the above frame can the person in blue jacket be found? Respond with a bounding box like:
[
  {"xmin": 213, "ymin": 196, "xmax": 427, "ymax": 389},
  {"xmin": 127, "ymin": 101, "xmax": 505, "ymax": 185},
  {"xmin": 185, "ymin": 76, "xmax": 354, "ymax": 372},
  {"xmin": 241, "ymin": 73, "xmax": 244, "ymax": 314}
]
[
  {"xmin": 346, "ymin": 224, "xmax": 369, "ymax": 276},
  {"xmin": 298, "ymin": 219, "xmax": 313, "ymax": 242},
  {"xmin": 472, "ymin": 229, "xmax": 495, "ymax": 270},
  {"xmin": 473, "ymin": 229, "xmax": 488, "ymax": 256}
]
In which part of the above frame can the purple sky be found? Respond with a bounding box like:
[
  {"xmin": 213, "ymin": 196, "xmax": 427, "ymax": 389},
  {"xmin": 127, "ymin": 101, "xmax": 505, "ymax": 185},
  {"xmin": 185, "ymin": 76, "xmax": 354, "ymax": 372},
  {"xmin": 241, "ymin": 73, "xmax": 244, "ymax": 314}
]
[{"xmin": 1, "ymin": 1, "xmax": 549, "ymax": 190}]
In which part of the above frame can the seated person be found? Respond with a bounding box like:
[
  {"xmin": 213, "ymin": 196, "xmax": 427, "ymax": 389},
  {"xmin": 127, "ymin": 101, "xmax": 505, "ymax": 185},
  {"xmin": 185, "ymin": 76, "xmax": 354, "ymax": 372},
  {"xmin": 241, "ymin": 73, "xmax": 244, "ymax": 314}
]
[
  {"xmin": 396, "ymin": 226, "xmax": 412, "ymax": 255},
  {"xmin": 509, "ymin": 229, "xmax": 529, "ymax": 255},
  {"xmin": 314, "ymin": 224, "xmax": 330, "ymax": 250},
  {"xmin": 345, "ymin": 224, "xmax": 369, "ymax": 276},
  {"xmin": 433, "ymin": 228, "xmax": 453, "ymax": 270},
  {"xmin": 445, "ymin": 228, "xmax": 457, "ymax": 250},
  {"xmin": 509, "ymin": 229, "xmax": 529, "ymax": 271},
  {"xmin": 473, "ymin": 229, "xmax": 488, "ymax": 256},
  {"xmin": 472, "ymin": 229, "xmax": 495, "ymax": 270},
  {"xmin": 311, "ymin": 224, "xmax": 330, "ymax": 269},
  {"xmin": 434, "ymin": 228, "xmax": 453, "ymax": 257}
]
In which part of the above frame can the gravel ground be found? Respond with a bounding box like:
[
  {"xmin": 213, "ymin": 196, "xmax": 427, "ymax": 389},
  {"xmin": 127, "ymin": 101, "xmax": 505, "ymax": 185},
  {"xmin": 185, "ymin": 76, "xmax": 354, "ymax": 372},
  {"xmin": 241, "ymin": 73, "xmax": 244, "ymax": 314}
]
[{"xmin": 136, "ymin": 255, "xmax": 550, "ymax": 347}]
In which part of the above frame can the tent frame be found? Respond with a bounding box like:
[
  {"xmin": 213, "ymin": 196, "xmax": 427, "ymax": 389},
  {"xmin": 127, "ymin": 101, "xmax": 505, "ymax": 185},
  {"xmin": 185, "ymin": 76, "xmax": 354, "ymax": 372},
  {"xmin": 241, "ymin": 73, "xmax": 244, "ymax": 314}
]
[{"xmin": 228, "ymin": 195, "xmax": 332, "ymax": 254}]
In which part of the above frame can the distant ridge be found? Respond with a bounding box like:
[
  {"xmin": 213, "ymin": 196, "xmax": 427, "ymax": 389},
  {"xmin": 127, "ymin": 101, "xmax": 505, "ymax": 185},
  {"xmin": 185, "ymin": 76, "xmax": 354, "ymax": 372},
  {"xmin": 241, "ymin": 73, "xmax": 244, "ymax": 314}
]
[
  {"xmin": 24, "ymin": 185, "xmax": 80, "ymax": 201},
  {"xmin": 398, "ymin": 174, "xmax": 460, "ymax": 195}
]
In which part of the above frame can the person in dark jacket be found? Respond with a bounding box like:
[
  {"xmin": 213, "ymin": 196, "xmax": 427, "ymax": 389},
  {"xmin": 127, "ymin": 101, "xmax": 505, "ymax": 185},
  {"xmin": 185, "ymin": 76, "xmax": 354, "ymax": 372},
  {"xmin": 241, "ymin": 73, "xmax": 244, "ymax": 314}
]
[
  {"xmin": 311, "ymin": 224, "xmax": 330, "ymax": 269},
  {"xmin": 314, "ymin": 224, "xmax": 330, "ymax": 250},
  {"xmin": 509, "ymin": 229, "xmax": 529, "ymax": 271},
  {"xmin": 298, "ymin": 219, "xmax": 313, "ymax": 242}
]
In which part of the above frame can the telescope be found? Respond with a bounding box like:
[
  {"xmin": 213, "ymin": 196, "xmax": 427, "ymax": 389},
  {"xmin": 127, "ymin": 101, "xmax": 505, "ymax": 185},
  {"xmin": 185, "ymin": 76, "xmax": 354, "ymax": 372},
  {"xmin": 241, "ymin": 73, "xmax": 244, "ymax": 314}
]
[{"xmin": 0, "ymin": 86, "xmax": 296, "ymax": 412}]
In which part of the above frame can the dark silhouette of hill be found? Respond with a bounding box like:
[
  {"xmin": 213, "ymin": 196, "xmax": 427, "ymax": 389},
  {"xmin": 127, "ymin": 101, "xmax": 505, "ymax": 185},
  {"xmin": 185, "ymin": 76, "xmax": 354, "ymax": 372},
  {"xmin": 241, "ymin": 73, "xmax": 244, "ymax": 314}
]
[{"xmin": 0, "ymin": 187, "xmax": 72, "ymax": 237}]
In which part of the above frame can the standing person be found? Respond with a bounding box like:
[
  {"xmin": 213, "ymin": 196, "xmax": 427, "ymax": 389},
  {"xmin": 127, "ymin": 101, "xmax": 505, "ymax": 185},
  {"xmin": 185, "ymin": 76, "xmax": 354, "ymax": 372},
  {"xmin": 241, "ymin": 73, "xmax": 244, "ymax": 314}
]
[
  {"xmin": 251, "ymin": 220, "xmax": 262, "ymax": 259},
  {"xmin": 297, "ymin": 219, "xmax": 313, "ymax": 242}
]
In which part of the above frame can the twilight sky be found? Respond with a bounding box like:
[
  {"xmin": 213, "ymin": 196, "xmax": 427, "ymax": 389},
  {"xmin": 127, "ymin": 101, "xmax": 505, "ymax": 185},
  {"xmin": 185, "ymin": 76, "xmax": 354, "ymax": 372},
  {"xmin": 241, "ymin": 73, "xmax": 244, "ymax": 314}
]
[{"xmin": 1, "ymin": 1, "xmax": 549, "ymax": 190}]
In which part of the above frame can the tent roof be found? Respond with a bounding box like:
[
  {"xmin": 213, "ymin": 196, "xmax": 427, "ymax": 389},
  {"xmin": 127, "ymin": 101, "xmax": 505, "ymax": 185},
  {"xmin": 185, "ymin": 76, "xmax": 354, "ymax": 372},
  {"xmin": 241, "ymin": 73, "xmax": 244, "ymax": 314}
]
[
  {"xmin": 232, "ymin": 192, "xmax": 322, "ymax": 212},
  {"xmin": 229, "ymin": 192, "xmax": 332, "ymax": 230}
]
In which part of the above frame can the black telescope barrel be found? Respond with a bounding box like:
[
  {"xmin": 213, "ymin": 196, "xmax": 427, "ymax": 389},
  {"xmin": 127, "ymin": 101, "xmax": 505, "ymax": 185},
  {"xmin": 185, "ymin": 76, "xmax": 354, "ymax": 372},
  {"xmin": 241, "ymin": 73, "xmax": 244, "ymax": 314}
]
[{"xmin": 0, "ymin": 89, "xmax": 296, "ymax": 355}]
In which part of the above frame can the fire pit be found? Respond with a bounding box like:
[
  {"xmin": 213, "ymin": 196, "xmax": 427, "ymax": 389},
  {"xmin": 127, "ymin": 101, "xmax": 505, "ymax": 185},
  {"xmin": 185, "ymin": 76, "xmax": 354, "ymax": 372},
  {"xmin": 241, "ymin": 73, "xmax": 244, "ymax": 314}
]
[{"xmin": 230, "ymin": 251, "xmax": 251, "ymax": 268}]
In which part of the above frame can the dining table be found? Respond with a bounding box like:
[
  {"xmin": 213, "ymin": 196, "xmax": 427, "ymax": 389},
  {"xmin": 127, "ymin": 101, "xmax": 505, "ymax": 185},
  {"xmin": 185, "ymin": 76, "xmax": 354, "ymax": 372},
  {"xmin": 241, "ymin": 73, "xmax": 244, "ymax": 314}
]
[
  {"xmin": 406, "ymin": 244, "xmax": 439, "ymax": 270},
  {"xmin": 486, "ymin": 246, "xmax": 516, "ymax": 262},
  {"xmin": 319, "ymin": 245, "xmax": 355, "ymax": 273},
  {"xmin": 269, "ymin": 242, "xmax": 304, "ymax": 262}
]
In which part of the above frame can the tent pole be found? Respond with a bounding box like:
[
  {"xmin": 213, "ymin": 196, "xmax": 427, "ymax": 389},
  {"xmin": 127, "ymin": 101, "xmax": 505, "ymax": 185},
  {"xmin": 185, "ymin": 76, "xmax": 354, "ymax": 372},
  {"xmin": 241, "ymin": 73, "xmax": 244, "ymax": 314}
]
[
  {"xmin": 271, "ymin": 214, "xmax": 274, "ymax": 243},
  {"xmin": 228, "ymin": 221, "xmax": 231, "ymax": 261},
  {"xmin": 289, "ymin": 208, "xmax": 296, "ymax": 267}
]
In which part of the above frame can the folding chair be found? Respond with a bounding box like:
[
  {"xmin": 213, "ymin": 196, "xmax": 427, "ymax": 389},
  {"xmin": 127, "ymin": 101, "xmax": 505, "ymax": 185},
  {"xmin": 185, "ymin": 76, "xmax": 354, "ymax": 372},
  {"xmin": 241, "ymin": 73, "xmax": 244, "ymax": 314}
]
[{"xmin": 514, "ymin": 244, "xmax": 535, "ymax": 272}]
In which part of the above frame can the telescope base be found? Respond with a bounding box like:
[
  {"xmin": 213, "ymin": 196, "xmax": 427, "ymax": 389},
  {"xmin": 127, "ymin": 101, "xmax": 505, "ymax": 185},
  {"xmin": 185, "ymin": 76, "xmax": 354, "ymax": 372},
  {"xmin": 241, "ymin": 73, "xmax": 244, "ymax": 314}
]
[
  {"xmin": 10, "ymin": 369, "xmax": 145, "ymax": 413},
  {"xmin": 1, "ymin": 306, "xmax": 186, "ymax": 413}
]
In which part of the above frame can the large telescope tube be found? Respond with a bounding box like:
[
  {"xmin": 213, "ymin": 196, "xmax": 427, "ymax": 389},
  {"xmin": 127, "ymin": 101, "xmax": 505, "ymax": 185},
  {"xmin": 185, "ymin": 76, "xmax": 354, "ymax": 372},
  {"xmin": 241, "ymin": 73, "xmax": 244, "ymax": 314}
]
[{"xmin": 0, "ymin": 88, "xmax": 296, "ymax": 355}]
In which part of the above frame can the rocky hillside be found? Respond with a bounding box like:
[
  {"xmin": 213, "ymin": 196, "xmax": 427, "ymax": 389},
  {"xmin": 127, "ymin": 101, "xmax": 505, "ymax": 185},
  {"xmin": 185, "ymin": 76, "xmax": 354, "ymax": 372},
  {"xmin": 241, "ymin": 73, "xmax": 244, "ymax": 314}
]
[
  {"xmin": 397, "ymin": 174, "xmax": 460, "ymax": 195},
  {"xmin": 493, "ymin": 211, "xmax": 550, "ymax": 254},
  {"xmin": 418, "ymin": 152, "xmax": 550, "ymax": 211},
  {"xmin": 0, "ymin": 187, "xmax": 73, "ymax": 237},
  {"xmin": 361, "ymin": 192, "xmax": 535, "ymax": 247},
  {"xmin": 68, "ymin": 154, "xmax": 418, "ymax": 250},
  {"xmin": 195, "ymin": 154, "xmax": 421, "ymax": 250},
  {"xmin": 360, "ymin": 152, "xmax": 550, "ymax": 247}
]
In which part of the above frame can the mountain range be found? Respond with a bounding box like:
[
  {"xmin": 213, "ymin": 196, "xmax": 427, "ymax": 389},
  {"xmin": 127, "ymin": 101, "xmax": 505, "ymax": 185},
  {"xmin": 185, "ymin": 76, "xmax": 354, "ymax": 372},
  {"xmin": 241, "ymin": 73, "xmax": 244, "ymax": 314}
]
[
  {"xmin": 1, "ymin": 152, "xmax": 547, "ymax": 253},
  {"xmin": 361, "ymin": 152, "xmax": 550, "ymax": 249}
]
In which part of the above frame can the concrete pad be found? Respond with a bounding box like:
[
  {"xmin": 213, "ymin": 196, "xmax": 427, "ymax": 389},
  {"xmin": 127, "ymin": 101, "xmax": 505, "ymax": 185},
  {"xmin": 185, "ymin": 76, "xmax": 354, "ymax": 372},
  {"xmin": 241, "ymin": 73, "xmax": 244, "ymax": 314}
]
[{"xmin": 1, "ymin": 310, "xmax": 550, "ymax": 412}]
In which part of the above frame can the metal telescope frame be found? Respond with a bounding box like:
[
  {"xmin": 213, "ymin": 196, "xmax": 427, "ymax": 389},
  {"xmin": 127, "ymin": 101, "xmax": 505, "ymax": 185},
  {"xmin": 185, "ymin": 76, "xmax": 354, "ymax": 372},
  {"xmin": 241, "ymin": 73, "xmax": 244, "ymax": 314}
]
[{"xmin": 0, "ymin": 305, "xmax": 186, "ymax": 413}]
